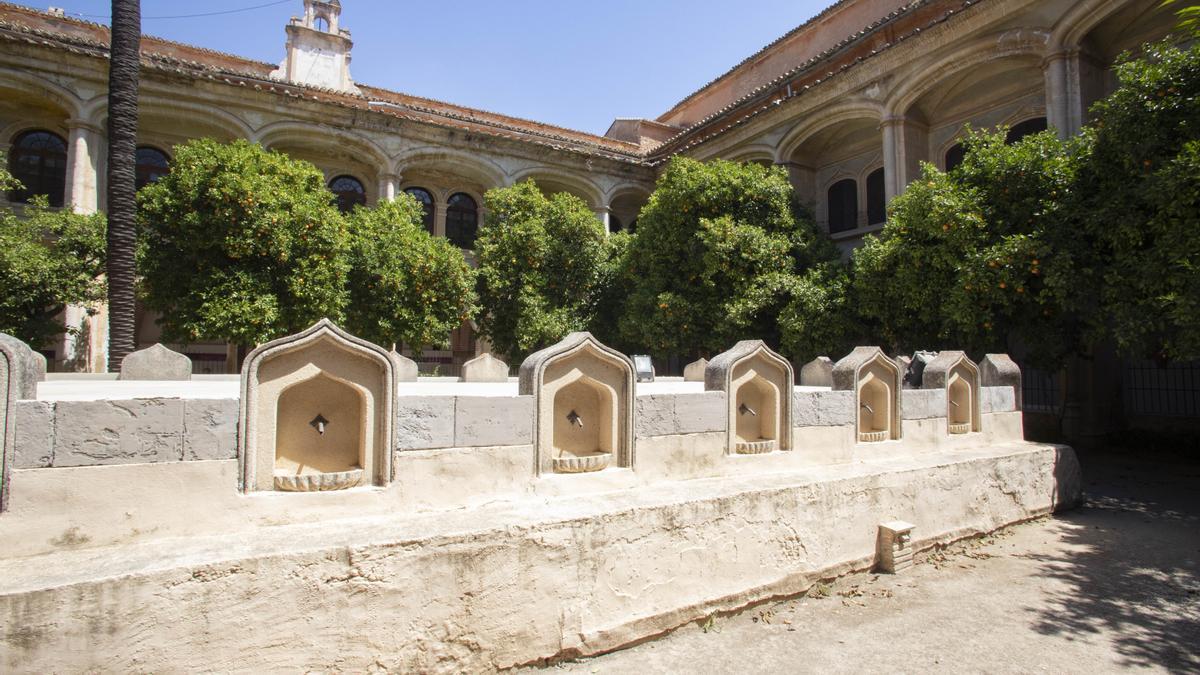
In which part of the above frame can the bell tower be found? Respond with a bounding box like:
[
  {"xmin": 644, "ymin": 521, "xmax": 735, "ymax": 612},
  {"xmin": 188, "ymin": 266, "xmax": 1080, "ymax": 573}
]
[{"xmin": 270, "ymin": 0, "xmax": 360, "ymax": 94}]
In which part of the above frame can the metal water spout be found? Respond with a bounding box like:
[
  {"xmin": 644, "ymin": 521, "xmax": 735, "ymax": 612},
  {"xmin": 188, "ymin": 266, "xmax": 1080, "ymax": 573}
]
[
  {"xmin": 310, "ymin": 414, "xmax": 329, "ymax": 435},
  {"xmin": 739, "ymin": 403, "xmax": 757, "ymax": 416},
  {"xmin": 861, "ymin": 402, "xmax": 875, "ymax": 414},
  {"xmin": 566, "ymin": 410, "xmax": 584, "ymax": 428}
]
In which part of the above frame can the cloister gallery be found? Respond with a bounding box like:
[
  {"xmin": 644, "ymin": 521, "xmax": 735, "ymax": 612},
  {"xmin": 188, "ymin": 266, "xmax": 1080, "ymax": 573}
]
[{"xmin": 0, "ymin": 0, "xmax": 1175, "ymax": 373}]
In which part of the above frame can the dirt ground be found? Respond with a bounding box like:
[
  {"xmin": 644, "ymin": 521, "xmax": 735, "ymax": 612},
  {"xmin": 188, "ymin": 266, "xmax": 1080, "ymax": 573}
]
[{"xmin": 529, "ymin": 450, "xmax": 1200, "ymax": 674}]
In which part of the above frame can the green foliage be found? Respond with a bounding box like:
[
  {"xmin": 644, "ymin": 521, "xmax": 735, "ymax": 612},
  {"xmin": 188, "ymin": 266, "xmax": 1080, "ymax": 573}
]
[
  {"xmin": 343, "ymin": 196, "xmax": 476, "ymax": 352},
  {"xmin": 0, "ymin": 196, "xmax": 106, "ymax": 346},
  {"xmin": 852, "ymin": 129, "xmax": 1081, "ymax": 367},
  {"xmin": 137, "ymin": 138, "xmax": 350, "ymax": 347},
  {"xmin": 1162, "ymin": 0, "xmax": 1200, "ymax": 37},
  {"xmin": 1074, "ymin": 41, "xmax": 1200, "ymax": 360},
  {"xmin": 778, "ymin": 262, "xmax": 863, "ymax": 364},
  {"xmin": 474, "ymin": 180, "xmax": 609, "ymax": 360},
  {"xmin": 618, "ymin": 157, "xmax": 840, "ymax": 358}
]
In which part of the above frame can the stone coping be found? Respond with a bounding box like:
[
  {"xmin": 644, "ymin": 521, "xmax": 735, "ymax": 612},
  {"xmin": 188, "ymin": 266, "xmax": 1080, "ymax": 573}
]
[
  {"xmin": 33, "ymin": 379, "xmax": 839, "ymax": 401},
  {"xmin": 0, "ymin": 441, "xmax": 1066, "ymax": 596}
]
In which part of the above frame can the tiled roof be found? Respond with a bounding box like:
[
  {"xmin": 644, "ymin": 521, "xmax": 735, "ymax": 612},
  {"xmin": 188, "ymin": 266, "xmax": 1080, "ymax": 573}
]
[
  {"xmin": 646, "ymin": 0, "xmax": 985, "ymax": 161},
  {"xmin": 0, "ymin": 2, "xmax": 646, "ymax": 164}
]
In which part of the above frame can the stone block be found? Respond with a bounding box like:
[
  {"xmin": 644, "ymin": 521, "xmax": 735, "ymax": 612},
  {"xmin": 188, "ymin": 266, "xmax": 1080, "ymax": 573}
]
[
  {"xmin": 118, "ymin": 343, "xmax": 192, "ymax": 381},
  {"xmin": 454, "ymin": 396, "xmax": 533, "ymax": 448},
  {"xmin": 635, "ymin": 395, "xmax": 675, "ymax": 438},
  {"xmin": 53, "ymin": 399, "xmax": 184, "ymax": 467},
  {"xmin": 799, "ymin": 357, "xmax": 833, "ymax": 387},
  {"xmin": 0, "ymin": 332, "xmax": 45, "ymax": 399},
  {"xmin": 13, "ymin": 400, "xmax": 54, "ymax": 468},
  {"xmin": 902, "ymin": 388, "xmax": 946, "ymax": 420},
  {"xmin": 672, "ymin": 392, "xmax": 726, "ymax": 435},
  {"xmin": 981, "ymin": 386, "xmax": 1016, "ymax": 413},
  {"xmin": 792, "ymin": 390, "xmax": 854, "ymax": 426},
  {"xmin": 390, "ymin": 350, "xmax": 419, "ymax": 382},
  {"xmin": 395, "ymin": 396, "xmax": 456, "ymax": 450},
  {"xmin": 183, "ymin": 399, "xmax": 239, "ymax": 461},
  {"xmin": 461, "ymin": 353, "xmax": 509, "ymax": 383},
  {"xmin": 683, "ymin": 358, "xmax": 708, "ymax": 382},
  {"xmin": 981, "ymin": 354, "xmax": 1022, "ymax": 410}
]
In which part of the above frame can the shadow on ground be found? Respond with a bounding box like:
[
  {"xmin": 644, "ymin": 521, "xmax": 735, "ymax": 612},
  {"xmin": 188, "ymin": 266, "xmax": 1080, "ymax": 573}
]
[{"xmin": 1027, "ymin": 450, "xmax": 1200, "ymax": 670}]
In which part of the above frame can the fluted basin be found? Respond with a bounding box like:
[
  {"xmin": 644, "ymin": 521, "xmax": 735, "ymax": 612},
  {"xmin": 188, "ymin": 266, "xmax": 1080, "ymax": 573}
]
[
  {"xmin": 948, "ymin": 422, "xmax": 971, "ymax": 435},
  {"xmin": 274, "ymin": 468, "xmax": 363, "ymax": 492},
  {"xmin": 859, "ymin": 430, "xmax": 889, "ymax": 443},
  {"xmin": 734, "ymin": 439, "xmax": 776, "ymax": 455},
  {"xmin": 552, "ymin": 452, "xmax": 611, "ymax": 474}
]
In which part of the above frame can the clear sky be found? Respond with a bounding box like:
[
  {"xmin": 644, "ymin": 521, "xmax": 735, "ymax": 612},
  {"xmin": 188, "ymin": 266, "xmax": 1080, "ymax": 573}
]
[{"xmin": 36, "ymin": 0, "xmax": 833, "ymax": 135}]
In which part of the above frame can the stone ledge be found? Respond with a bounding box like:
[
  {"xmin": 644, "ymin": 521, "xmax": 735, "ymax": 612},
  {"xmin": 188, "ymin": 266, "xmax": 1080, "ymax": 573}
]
[{"xmin": 0, "ymin": 443, "xmax": 1078, "ymax": 672}]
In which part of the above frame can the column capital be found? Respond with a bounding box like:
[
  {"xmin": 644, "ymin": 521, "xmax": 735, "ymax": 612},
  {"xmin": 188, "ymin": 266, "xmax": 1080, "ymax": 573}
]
[{"xmin": 64, "ymin": 118, "xmax": 103, "ymax": 135}]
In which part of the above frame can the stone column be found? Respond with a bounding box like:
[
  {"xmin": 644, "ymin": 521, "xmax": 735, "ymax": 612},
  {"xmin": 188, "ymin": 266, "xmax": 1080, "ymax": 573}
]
[
  {"xmin": 61, "ymin": 119, "xmax": 107, "ymax": 372},
  {"xmin": 64, "ymin": 119, "xmax": 102, "ymax": 214},
  {"xmin": 881, "ymin": 115, "xmax": 927, "ymax": 201},
  {"xmin": 377, "ymin": 173, "xmax": 399, "ymax": 203},
  {"xmin": 594, "ymin": 206, "xmax": 611, "ymax": 235},
  {"xmin": 1044, "ymin": 51, "xmax": 1073, "ymax": 139}
]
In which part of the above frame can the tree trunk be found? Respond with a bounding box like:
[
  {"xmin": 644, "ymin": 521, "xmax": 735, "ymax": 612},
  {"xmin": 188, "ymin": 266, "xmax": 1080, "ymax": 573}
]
[{"xmin": 105, "ymin": 0, "xmax": 141, "ymax": 372}]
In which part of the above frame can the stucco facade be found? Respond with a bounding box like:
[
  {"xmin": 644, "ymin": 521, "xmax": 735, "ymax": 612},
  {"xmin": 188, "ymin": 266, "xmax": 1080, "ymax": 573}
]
[{"xmin": 0, "ymin": 0, "xmax": 1176, "ymax": 372}]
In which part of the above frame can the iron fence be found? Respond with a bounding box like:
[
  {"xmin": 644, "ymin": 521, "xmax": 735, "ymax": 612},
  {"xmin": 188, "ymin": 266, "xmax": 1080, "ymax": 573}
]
[{"xmin": 1123, "ymin": 359, "xmax": 1200, "ymax": 418}]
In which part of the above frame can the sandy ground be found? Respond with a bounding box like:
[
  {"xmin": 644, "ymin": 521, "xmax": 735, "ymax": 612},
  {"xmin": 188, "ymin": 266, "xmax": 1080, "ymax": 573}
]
[{"xmin": 526, "ymin": 451, "xmax": 1200, "ymax": 674}]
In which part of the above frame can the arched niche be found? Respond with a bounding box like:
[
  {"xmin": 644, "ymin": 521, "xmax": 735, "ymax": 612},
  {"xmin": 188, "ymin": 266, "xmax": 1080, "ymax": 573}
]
[
  {"xmin": 519, "ymin": 332, "xmax": 635, "ymax": 475},
  {"xmin": 705, "ymin": 340, "xmax": 794, "ymax": 455},
  {"xmin": 922, "ymin": 351, "xmax": 982, "ymax": 435},
  {"xmin": 833, "ymin": 347, "xmax": 902, "ymax": 443},
  {"xmin": 238, "ymin": 320, "xmax": 395, "ymax": 493}
]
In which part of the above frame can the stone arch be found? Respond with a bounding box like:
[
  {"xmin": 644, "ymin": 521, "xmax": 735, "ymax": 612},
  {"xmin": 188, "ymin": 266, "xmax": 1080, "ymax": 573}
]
[
  {"xmin": 886, "ymin": 33, "xmax": 1048, "ymax": 121},
  {"xmin": 238, "ymin": 319, "xmax": 396, "ymax": 493},
  {"xmin": 393, "ymin": 147, "xmax": 506, "ymax": 189},
  {"xmin": 510, "ymin": 167, "xmax": 603, "ymax": 209},
  {"xmin": 1049, "ymin": 0, "xmax": 1172, "ymax": 54},
  {"xmin": 705, "ymin": 340, "xmax": 794, "ymax": 455},
  {"xmin": 256, "ymin": 122, "xmax": 387, "ymax": 202},
  {"xmin": 721, "ymin": 143, "xmax": 777, "ymax": 166},
  {"xmin": 519, "ymin": 332, "xmax": 635, "ymax": 475},
  {"xmin": 605, "ymin": 184, "xmax": 652, "ymax": 233},
  {"xmin": 774, "ymin": 102, "xmax": 884, "ymax": 165},
  {"xmin": 833, "ymin": 346, "xmax": 902, "ymax": 443},
  {"xmin": 0, "ymin": 70, "xmax": 82, "ymax": 121}
]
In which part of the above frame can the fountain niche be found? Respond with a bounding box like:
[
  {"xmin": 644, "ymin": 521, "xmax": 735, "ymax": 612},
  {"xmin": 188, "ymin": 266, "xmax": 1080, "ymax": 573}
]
[
  {"xmin": 238, "ymin": 320, "xmax": 396, "ymax": 493},
  {"xmin": 833, "ymin": 347, "xmax": 902, "ymax": 443},
  {"xmin": 922, "ymin": 351, "xmax": 981, "ymax": 435},
  {"xmin": 520, "ymin": 333, "xmax": 635, "ymax": 475},
  {"xmin": 706, "ymin": 341, "xmax": 794, "ymax": 455}
]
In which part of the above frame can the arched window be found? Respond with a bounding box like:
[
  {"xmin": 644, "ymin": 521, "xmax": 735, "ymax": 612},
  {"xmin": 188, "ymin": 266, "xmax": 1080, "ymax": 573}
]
[
  {"xmin": 866, "ymin": 168, "xmax": 886, "ymax": 226},
  {"xmin": 945, "ymin": 143, "xmax": 966, "ymax": 172},
  {"xmin": 446, "ymin": 192, "xmax": 478, "ymax": 249},
  {"xmin": 329, "ymin": 175, "xmax": 366, "ymax": 214},
  {"xmin": 135, "ymin": 146, "xmax": 170, "ymax": 190},
  {"xmin": 827, "ymin": 179, "xmax": 858, "ymax": 234},
  {"xmin": 609, "ymin": 214, "xmax": 623, "ymax": 234},
  {"xmin": 8, "ymin": 129, "xmax": 67, "ymax": 207},
  {"xmin": 404, "ymin": 187, "xmax": 435, "ymax": 234},
  {"xmin": 1005, "ymin": 117, "xmax": 1048, "ymax": 145}
]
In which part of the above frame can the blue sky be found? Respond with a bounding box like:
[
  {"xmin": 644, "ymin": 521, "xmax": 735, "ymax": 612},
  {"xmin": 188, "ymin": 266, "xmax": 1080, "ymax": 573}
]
[{"xmin": 39, "ymin": 1, "xmax": 832, "ymax": 135}]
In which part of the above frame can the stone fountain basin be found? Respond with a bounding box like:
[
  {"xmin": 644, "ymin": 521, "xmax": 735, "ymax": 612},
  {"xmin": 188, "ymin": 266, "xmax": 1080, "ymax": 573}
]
[
  {"xmin": 859, "ymin": 430, "xmax": 889, "ymax": 443},
  {"xmin": 948, "ymin": 422, "xmax": 971, "ymax": 435},
  {"xmin": 734, "ymin": 439, "xmax": 776, "ymax": 455},
  {"xmin": 274, "ymin": 468, "xmax": 363, "ymax": 492},
  {"xmin": 552, "ymin": 452, "xmax": 611, "ymax": 474}
]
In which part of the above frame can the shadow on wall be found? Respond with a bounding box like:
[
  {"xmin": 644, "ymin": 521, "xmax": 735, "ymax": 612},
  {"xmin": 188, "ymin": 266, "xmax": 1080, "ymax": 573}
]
[{"xmin": 1027, "ymin": 452, "xmax": 1200, "ymax": 670}]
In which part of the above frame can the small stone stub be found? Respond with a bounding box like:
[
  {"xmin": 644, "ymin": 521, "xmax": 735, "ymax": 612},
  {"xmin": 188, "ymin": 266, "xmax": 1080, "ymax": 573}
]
[
  {"xmin": 461, "ymin": 353, "xmax": 509, "ymax": 382},
  {"xmin": 0, "ymin": 332, "xmax": 46, "ymax": 399},
  {"xmin": 877, "ymin": 520, "xmax": 915, "ymax": 574},
  {"xmin": 118, "ymin": 343, "xmax": 192, "ymax": 381},
  {"xmin": 799, "ymin": 356, "xmax": 833, "ymax": 387},
  {"xmin": 683, "ymin": 358, "xmax": 708, "ymax": 382}
]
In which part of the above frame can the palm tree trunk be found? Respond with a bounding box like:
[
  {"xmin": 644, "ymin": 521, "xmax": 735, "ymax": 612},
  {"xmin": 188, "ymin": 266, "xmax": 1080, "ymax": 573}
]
[{"xmin": 105, "ymin": 0, "xmax": 140, "ymax": 372}]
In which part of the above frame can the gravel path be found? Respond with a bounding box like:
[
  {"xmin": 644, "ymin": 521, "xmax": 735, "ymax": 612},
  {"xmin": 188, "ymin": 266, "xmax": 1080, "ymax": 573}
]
[{"xmin": 529, "ymin": 452, "xmax": 1200, "ymax": 674}]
